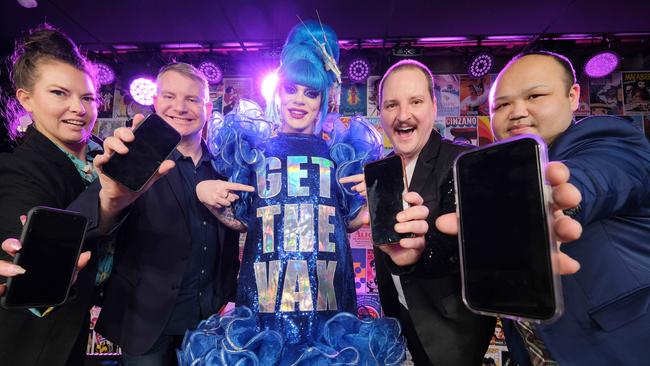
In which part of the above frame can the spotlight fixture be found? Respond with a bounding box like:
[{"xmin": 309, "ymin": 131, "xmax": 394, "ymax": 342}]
[
  {"xmin": 198, "ymin": 61, "xmax": 223, "ymax": 85},
  {"xmin": 467, "ymin": 52, "xmax": 494, "ymax": 79},
  {"xmin": 584, "ymin": 51, "xmax": 619, "ymax": 78},
  {"xmin": 129, "ymin": 77, "xmax": 157, "ymax": 106},
  {"xmin": 96, "ymin": 63, "xmax": 115, "ymax": 85},
  {"xmin": 347, "ymin": 58, "xmax": 370, "ymax": 83}
]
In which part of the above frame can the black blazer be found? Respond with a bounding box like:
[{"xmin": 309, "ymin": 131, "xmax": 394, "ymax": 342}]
[
  {"xmin": 69, "ymin": 162, "xmax": 240, "ymax": 355},
  {"xmin": 0, "ymin": 127, "xmax": 98, "ymax": 366},
  {"xmin": 373, "ymin": 132, "xmax": 495, "ymax": 365}
]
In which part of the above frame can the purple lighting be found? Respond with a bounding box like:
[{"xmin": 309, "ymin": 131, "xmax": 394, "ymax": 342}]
[
  {"xmin": 347, "ymin": 58, "xmax": 370, "ymax": 83},
  {"xmin": 96, "ymin": 63, "xmax": 115, "ymax": 85},
  {"xmin": 467, "ymin": 53, "xmax": 494, "ymax": 78},
  {"xmin": 261, "ymin": 72, "xmax": 278, "ymax": 102},
  {"xmin": 198, "ymin": 61, "xmax": 223, "ymax": 85},
  {"xmin": 130, "ymin": 78, "xmax": 157, "ymax": 106},
  {"xmin": 584, "ymin": 51, "xmax": 619, "ymax": 78}
]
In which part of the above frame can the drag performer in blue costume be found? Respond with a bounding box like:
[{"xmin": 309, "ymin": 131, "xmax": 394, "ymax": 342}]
[{"xmin": 178, "ymin": 20, "xmax": 406, "ymax": 365}]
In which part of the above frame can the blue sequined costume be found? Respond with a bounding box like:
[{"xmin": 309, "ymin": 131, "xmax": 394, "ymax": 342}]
[{"xmin": 178, "ymin": 105, "xmax": 405, "ymax": 365}]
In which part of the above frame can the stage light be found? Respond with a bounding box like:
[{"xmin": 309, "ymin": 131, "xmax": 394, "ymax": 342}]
[
  {"xmin": 96, "ymin": 63, "xmax": 115, "ymax": 85},
  {"xmin": 129, "ymin": 77, "xmax": 157, "ymax": 106},
  {"xmin": 261, "ymin": 72, "xmax": 278, "ymax": 103},
  {"xmin": 584, "ymin": 51, "xmax": 619, "ymax": 78},
  {"xmin": 347, "ymin": 58, "xmax": 370, "ymax": 83},
  {"xmin": 198, "ymin": 61, "xmax": 223, "ymax": 85},
  {"xmin": 467, "ymin": 53, "xmax": 494, "ymax": 78}
]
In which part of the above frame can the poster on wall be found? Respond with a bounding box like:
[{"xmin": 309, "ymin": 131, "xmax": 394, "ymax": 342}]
[
  {"xmin": 98, "ymin": 83, "xmax": 115, "ymax": 119},
  {"xmin": 93, "ymin": 118, "xmax": 128, "ymax": 140},
  {"xmin": 460, "ymin": 75, "xmax": 491, "ymax": 116},
  {"xmin": 221, "ymin": 78, "xmax": 252, "ymax": 115},
  {"xmin": 575, "ymin": 75, "xmax": 591, "ymax": 116},
  {"xmin": 589, "ymin": 72, "xmax": 623, "ymax": 115},
  {"xmin": 622, "ymin": 71, "xmax": 650, "ymax": 113},
  {"xmin": 352, "ymin": 248, "xmax": 368, "ymax": 294},
  {"xmin": 477, "ymin": 116, "xmax": 494, "ymax": 146},
  {"xmin": 367, "ymin": 75, "xmax": 381, "ymax": 117},
  {"xmin": 340, "ymin": 81, "xmax": 368, "ymax": 116},
  {"xmin": 435, "ymin": 74, "xmax": 461, "ymax": 116},
  {"xmin": 444, "ymin": 116, "xmax": 478, "ymax": 145},
  {"xmin": 357, "ymin": 294, "xmax": 382, "ymax": 319},
  {"xmin": 87, "ymin": 306, "xmax": 121, "ymax": 356}
]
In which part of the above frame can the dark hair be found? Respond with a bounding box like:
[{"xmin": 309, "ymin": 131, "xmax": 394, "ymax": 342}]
[
  {"xmin": 3, "ymin": 24, "xmax": 97, "ymax": 140},
  {"xmin": 509, "ymin": 50, "xmax": 577, "ymax": 92},
  {"xmin": 379, "ymin": 59, "xmax": 435, "ymax": 106}
]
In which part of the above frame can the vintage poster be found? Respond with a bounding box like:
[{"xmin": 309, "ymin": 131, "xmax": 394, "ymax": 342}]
[
  {"xmin": 444, "ymin": 116, "xmax": 478, "ymax": 145},
  {"xmin": 589, "ymin": 72, "xmax": 623, "ymax": 115},
  {"xmin": 367, "ymin": 75, "xmax": 381, "ymax": 117},
  {"xmin": 356, "ymin": 294, "xmax": 382, "ymax": 319},
  {"xmin": 98, "ymin": 83, "xmax": 115, "ymax": 119},
  {"xmin": 340, "ymin": 81, "xmax": 368, "ymax": 116},
  {"xmin": 349, "ymin": 225, "xmax": 372, "ymax": 249},
  {"xmin": 87, "ymin": 306, "xmax": 121, "ymax": 356},
  {"xmin": 352, "ymin": 248, "xmax": 368, "ymax": 294},
  {"xmin": 622, "ymin": 71, "xmax": 650, "ymax": 113},
  {"xmin": 93, "ymin": 118, "xmax": 128, "ymax": 140},
  {"xmin": 575, "ymin": 75, "xmax": 591, "ymax": 116},
  {"xmin": 366, "ymin": 249, "xmax": 378, "ymax": 294},
  {"xmin": 477, "ymin": 116, "xmax": 494, "ymax": 146},
  {"xmin": 435, "ymin": 74, "xmax": 461, "ymax": 116},
  {"xmin": 221, "ymin": 78, "xmax": 252, "ymax": 115},
  {"xmin": 460, "ymin": 75, "xmax": 491, "ymax": 116}
]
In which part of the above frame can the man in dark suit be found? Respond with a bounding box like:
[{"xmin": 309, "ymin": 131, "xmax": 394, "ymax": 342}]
[
  {"xmin": 373, "ymin": 60, "xmax": 496, "ymax": 365},
  {"xmin": 70, "ymin": 62, "xmax": 240, "ymax": 365},
  {"xmin": 487, "ymin": 51, "xmax": 650, "ymax": 365}
]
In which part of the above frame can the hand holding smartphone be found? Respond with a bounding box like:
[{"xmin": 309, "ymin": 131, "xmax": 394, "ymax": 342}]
[
  {"xmin": 1, "ymin": 207, "xmax": 88, "ymax": 308},
  {"xmin": 454, "ymin": 135, "xmax": 563, "ymax": 323},
  {"xmin": 102, "ymin": 113, "xmax": 181, "ymax": 192},
  {"xmin": 364, "ymin": 155, "xmax": 409, "ymax": 246}
]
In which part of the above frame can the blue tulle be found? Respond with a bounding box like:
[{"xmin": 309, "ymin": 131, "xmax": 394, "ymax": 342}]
[
  {"xmin": 177, "ymin": 306, "xmax": 406, "ymax": 366},
  {"xmin": 327, "ymin": 115, "xmax": 383, "ymax": 222},
  {"xmin": 207, "ymin": 100, "xmax": 274, "ymax": 227}
]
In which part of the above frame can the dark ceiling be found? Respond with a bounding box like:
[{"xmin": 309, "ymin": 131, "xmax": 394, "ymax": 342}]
[{"xmin": 1, "ymin": 0, "xmax": 649, "ymax": 48}]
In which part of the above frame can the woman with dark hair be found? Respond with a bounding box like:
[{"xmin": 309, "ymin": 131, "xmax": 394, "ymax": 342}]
[{"xmin": 0, "ymin": 25, "xmax": 103, "ymax": 365}]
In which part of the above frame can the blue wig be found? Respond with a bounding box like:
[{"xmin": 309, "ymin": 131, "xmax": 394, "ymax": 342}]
[{"xmin": 271, "ymin": 20, "xmax": 340, "ymax": 135}]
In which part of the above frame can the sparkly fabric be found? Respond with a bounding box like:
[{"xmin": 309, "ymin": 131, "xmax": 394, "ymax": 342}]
[{"xmin": 180, "ymin": 108, "xmax": 403, "ymax": 365}]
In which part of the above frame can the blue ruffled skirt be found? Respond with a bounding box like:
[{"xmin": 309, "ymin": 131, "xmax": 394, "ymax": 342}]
[{"xmin": 177, "ymin": 306, "xmax": 406, "ymax": 365}]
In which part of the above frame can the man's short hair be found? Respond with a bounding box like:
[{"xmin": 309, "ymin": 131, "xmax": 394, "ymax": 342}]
[
  {"xmin": 508, "ymin": 51, "xmax": 577, "ymax": 92},
  {"xmin": 379, "ymin": 59, "xmax": 435, "ymax": 105},
  {"xmin": 157, "ymin": 62, "xmax": 209, "ymax": 101}
]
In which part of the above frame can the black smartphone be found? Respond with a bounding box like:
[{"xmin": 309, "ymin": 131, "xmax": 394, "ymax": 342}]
[
  {"xmin": 364, "ymin": 155, "xmax": 409, "ymax": 246},
  {"xmin": 454, "ymin": 135, "xmax": 563, "ymax": 323},
  {"xmin": 102, "ymin": 113, "xmax": 181, "ymax": 192},
  {"xmin": 1, "ymin": 207, "xmax": 88, "ymax": 308}
]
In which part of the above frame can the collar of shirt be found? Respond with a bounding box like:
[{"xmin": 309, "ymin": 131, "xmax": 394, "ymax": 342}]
[
  {"xmin": 56, "ymin": 139, "xmax": 102, "ymax": 184},
  {"xmin": 170, "ymin": 141, "xmax": 212, "ymax": 167}
]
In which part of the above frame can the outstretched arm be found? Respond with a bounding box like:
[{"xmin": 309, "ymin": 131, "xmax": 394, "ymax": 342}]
[{"xmin": 196, "ymin": 180, "xmax": 254, "ymax": 233}]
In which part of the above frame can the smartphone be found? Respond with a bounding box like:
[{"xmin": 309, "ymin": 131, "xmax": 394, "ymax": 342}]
[
  {"xmin": 1, "ymin": 207, "xmax": 88, "ymax": 308},
  {"xmin": 102, "ymin": 113, "xmax": 181, "ymax": 192},
  {"xmin": 454, "ymin": 135, "xmax": 563, "ymax": 323},
  {"xmin": 364, "ymin": 155, "xmax": 409, "ymax": 246}
]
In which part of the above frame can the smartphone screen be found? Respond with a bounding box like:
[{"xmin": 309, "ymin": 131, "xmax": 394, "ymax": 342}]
[
  {"xmin": 102, "ymin": 113, "xmax": 181, "ymax": 192},
  {"xmin": 1, "ymin": 207, "xmax": 88, "ymax": 308},
  {"xmin": 455, "ymin": 135, "xmax": 562, "ymax": 322},
  {"xmin": 364, "ymin": 155, "xmax": 408, "ymax": 246}
]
